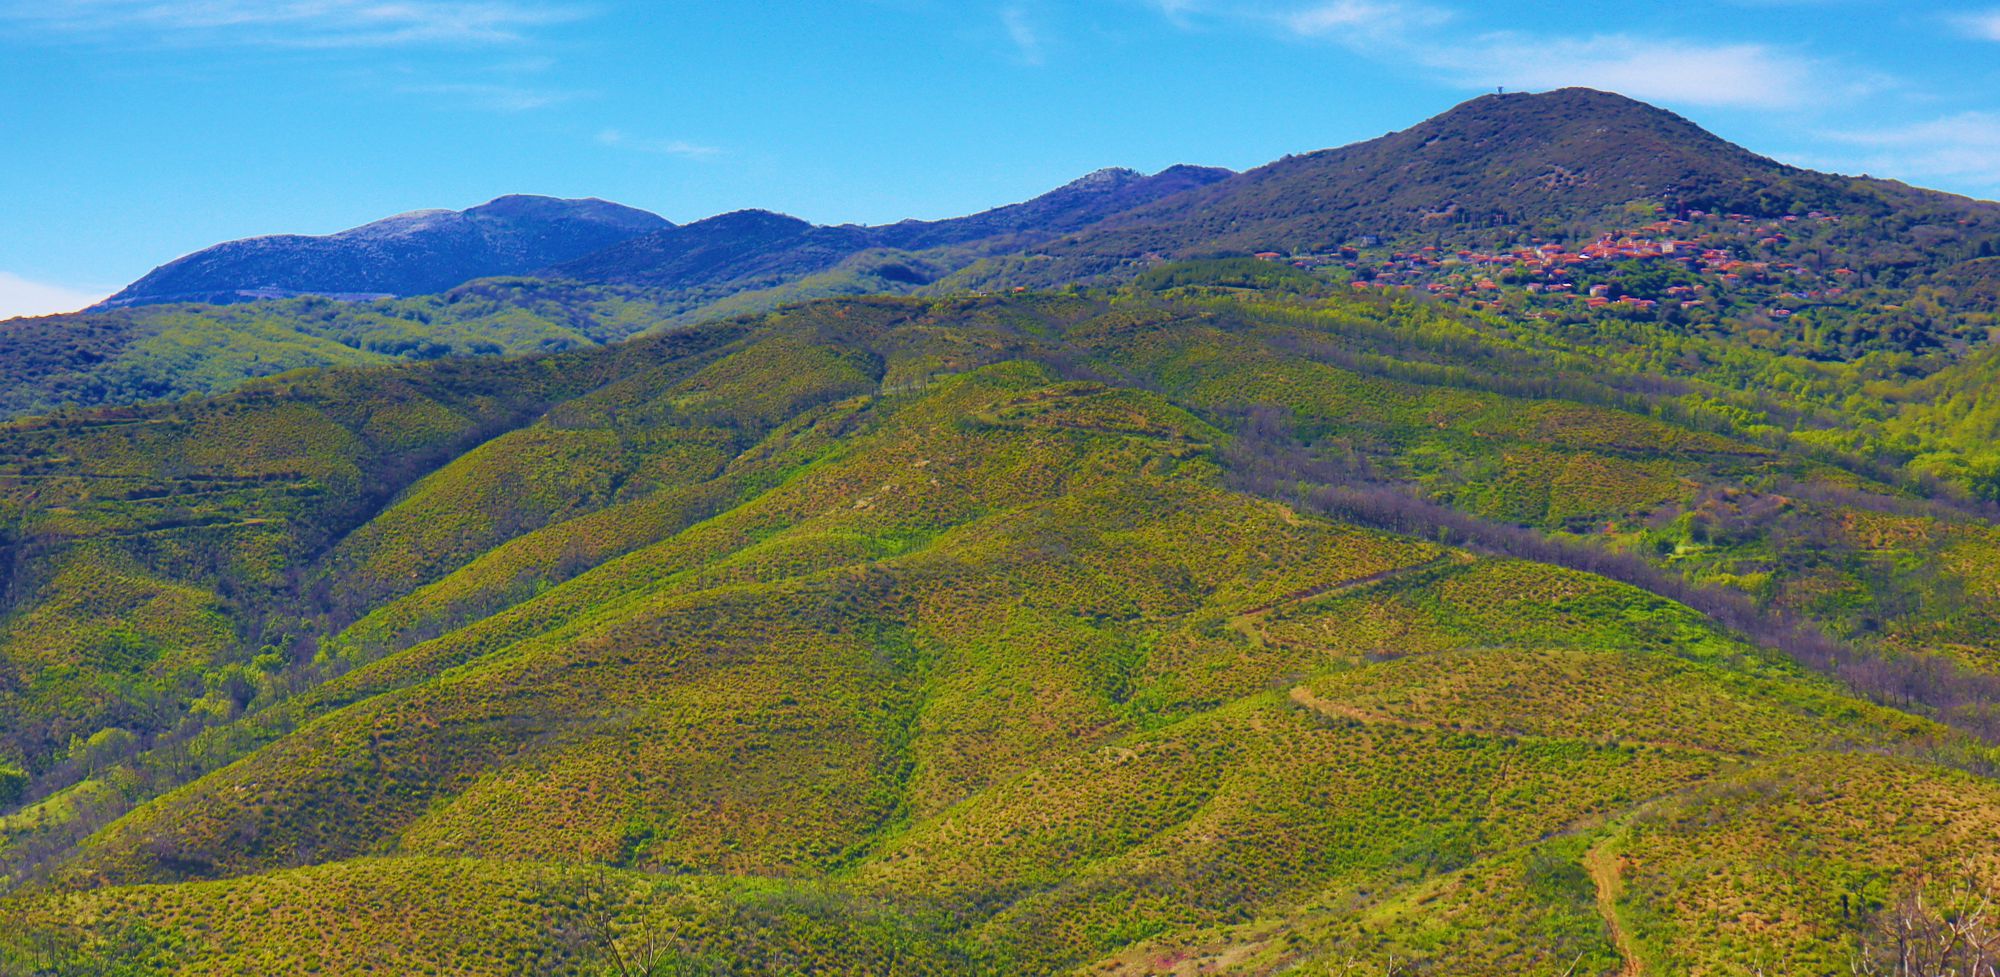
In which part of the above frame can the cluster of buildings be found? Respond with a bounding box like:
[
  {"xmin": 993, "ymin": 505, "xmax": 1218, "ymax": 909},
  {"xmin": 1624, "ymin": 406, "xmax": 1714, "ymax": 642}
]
[{"xmin": 1257, "ymin": 210, "xmax": 1852, "ymax": 319}]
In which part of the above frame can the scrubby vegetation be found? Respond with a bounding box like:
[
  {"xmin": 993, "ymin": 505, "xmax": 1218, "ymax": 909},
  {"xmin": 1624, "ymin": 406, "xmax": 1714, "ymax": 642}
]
[
  {"xmin": 0, "ymin": 280, "xmax": 697, "ymax": 417},
  {"xmin": 0, "ymin": 280, "xmax": 1997, "ymax": 975},
  {"xmin": 10, "ymin": 87, "xmax": 2000, "ymax": 976}
]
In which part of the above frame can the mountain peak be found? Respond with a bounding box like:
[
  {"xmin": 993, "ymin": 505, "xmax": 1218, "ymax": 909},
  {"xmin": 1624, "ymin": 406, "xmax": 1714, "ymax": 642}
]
[
  {"xmin": 1053, "ymin": 87, "xmax": 1816, "ymax": 259},
  {"xmin": 1157, "ymin": 163, "xmax": 1235, "ymax": 181},
  {"xmin": 96, "ymin": 195, "xmax": 670, "ymax": 310},
  {"xmin": 1061, "ymin": 167, "xmax": 1146, "ymax": 191},
  {"xmin": 333, "ymin": 209, "xmax": 463, "ymax": 242},
  {"xmin": 1414, "ymin": 87, "xmax": 1736, "ymax": 145},
  {"xmin": 1473, "ymin": 86, "xmax": 1660, "ymax": 108},
  {"xmin": 464, "ymin": 194, "xmax": 667, "ymax": 231},
  {"xmin": 696, "ymin": 209, "xmax": 815, "ymax": 232}
]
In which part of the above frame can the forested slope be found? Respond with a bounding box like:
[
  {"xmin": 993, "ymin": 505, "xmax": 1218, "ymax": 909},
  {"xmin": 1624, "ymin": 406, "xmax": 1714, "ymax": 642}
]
[{"xmin": 3, "ymin": 288, "xmax": 1999, "ymax": 975}]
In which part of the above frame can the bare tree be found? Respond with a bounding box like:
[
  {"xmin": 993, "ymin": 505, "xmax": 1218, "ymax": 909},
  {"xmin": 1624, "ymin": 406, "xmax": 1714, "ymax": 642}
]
[
  {"xmin": 541, "ymin": 867, "xmax": 689, "ymax": 977},
  {"xmin": 1856, "ymin": 864, "xmax": 2000, "ymax": 977}
]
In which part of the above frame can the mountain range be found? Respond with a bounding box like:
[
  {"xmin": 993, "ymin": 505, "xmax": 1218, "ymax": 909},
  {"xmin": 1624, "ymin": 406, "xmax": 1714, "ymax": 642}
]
[
  {"xmin": 7, "ymin": 88, "xmax": 1994, "ymax": 427},
  {"xmin": 84, "ymin": 89, "xmax": 2000, "ymax": 316},
  {"xmin": 5, "ymin": 88, "xmax": 2000, "ymax": 975},
  {"xmin": 93, "ymin": 163, "xmax": 1239, "ymax": 314}
]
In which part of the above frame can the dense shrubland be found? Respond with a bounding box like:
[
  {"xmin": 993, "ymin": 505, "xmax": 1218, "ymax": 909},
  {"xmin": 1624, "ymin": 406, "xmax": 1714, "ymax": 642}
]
[
  {"xmin": 0, "ymin": 286, "xmax": 1998, "ymax": 974},
  {"xmin": 0, "ymin": 281, "xmax": 694, "ymax": 418}
]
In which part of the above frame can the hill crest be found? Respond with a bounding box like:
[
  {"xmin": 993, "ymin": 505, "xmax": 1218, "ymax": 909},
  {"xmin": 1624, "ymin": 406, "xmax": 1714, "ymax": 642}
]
[{"xmin": 95, "ymin": 194, "xmax": 671, "ymax": 310}]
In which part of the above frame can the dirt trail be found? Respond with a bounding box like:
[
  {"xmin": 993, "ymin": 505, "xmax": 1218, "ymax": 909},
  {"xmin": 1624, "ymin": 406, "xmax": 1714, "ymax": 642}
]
[
  {"xmin": 1287, "ymin": 686, "xmax": 1409, "ymax": 727},
  {"xmin": 1584, "ymin": 836, "xmax": 1643, "ymax": 977},
  {"xmin": 1286, "ymin": 684, "xmax": 1737, "ymax": 758},
  {"xmin": 1238, "ymin": 552, "xmax": 1463, "ymax": 618},
  {"xmin": 1228, "ymin": 552, "xmax": 1466, "ymax": 648},
  {"xmin": 104, "ymin": 517, "xmax": 279, "ymax": 539}
]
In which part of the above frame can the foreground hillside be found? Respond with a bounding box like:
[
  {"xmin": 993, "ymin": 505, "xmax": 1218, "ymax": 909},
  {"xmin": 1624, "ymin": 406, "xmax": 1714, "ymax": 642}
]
[{"xmin": 2, "ymin": 287, "xmax": 1998, "ymax": 974}]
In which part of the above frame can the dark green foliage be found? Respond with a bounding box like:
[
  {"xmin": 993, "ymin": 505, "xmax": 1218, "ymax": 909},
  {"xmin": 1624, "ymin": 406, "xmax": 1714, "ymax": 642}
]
[{"xmin": 1132, "ymin": 257, "xmax": 1331, "ymax": 294}]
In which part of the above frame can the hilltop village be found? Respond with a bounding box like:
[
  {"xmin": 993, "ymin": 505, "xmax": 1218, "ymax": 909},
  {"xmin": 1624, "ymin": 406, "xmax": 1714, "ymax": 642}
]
[{"xmin": 1266, "ymin": 211, "xmax": 1856, "ymax": 322}]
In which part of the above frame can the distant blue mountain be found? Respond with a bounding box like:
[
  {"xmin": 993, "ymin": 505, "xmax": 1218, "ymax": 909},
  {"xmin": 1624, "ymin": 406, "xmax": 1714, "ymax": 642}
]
[
  {"xmin": 96, "ymin": 165, "xmax": 1237, "ymax": 311},
  {"xmin": 548, "ymin": 164, "xmax": 1236, "ymax": 290},
  {"xmin": 96, "ymin": 195, "xmax": 671, "ymax": 309}
]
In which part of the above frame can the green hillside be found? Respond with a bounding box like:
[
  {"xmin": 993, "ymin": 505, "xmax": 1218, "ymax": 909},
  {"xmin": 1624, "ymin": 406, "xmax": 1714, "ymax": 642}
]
[
  {"xmin": 0, "ymin": 280, "xmax": 691, "ymax": 418},
  {"xmin": 2, "ymin": 285, "xmax": 1998, "ymax": 974}
]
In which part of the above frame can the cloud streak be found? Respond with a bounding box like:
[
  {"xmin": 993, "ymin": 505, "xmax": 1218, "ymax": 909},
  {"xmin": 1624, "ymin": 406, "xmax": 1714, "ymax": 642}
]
[
  {"xmin": 1001, "ymin": 6, "xmax": 1045, "ymax": 66},
  {"xmin": 1820, "ymin": 112, "xmax": 2000, "ymax": 196},
  {"xmin": 0, "ymin": 0, "xmax": 584, "ymax": 48},
  {"xmin": 1278, "ymin": 0, "xmax": 1451, "ymax": 42},
  {"xmin": 597, "ymin": 129, "xmax": 722, "ymax": 160},
  {"xmin": 1150, "ymin": 0, "xmax": 1834, "ymax": 110},
  {"xmin": 1432, "ymin": 35, "xmax": 1814, "ymax": 110},
  {"xmin": 400, "ymin": 81, "xmax": 581, "ymax": 111},
  {"xmin": 1957, "ymin": 9, "xmax": 2000, "ymax": 41}
]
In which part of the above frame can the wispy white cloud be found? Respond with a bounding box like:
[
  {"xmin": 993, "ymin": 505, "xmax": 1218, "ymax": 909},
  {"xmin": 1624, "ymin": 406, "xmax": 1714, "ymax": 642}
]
[
  {"xmin": 1001, "ymin": 5, "xmax": 1045, "ymax": 66},
  {"xmin": 4, "ymin": 2, "xmax": 596, "ymax": 113},
  {"xmin": 1434, "ymin": 35, "xmax": 1815, "ymax": 110},
  {"xmin": 597, "ymin": 128, "xmax": 722, "ymax": 160},
  {"xmin": 1957, "ymin": 10, "xmax": 2000, "ymax": 41},
  {"xmin": 1144, "ymin": 0, "xmax": 1446, "ymax": 37},
  {"xmin": 1148, "ymin": 0, "xmax": 1203, "ymax": 29},
  {"xmin": 0, "ymin": 273, "xmax": 106, "ymax": 320},
  {"xmin": 400, "ymin": 81, "xmax": 580, "ymax": 111},
  {"xmin": 1147, "ymin": 0, "xmax": 1843, "ymax": 111},
  {"xmin": 1277, "ymin": 0, "xmax": 1451, "ymax": 41},
  {"xmin": 0, "ymin": 0, "xmax": 584, "ymax": 48},
  {"xmin": 1820, "ymin": 112, "xmax": 2000, "ymax": 195}
]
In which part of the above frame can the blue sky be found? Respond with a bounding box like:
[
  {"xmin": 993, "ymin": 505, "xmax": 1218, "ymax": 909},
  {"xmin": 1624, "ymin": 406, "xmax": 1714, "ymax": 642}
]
[{"xmin": 3, "ymin": 1, "xmax": 2000, "ymax": 317}]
